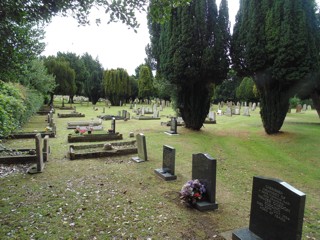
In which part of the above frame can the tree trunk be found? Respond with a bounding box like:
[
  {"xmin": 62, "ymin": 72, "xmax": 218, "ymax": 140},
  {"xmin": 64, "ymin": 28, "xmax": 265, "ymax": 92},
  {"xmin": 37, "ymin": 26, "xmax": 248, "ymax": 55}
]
[
  {"xmin": 311, "ymin": 91, "xmax": 320, "ymax": 118},
  {"xmin": 68, "ymin": 95, "xmax": 74, "ymax": 104},
  {"xmin": 259, "ymin": 88, "xmax": 289, "ymax": 134},
  {"xmin": 178, "ymin": 84, "xmax": 210, "ymax": 130}
]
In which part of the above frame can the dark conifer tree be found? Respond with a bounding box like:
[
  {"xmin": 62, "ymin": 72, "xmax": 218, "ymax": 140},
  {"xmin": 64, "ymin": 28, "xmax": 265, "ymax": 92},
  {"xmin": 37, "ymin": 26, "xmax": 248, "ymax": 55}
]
[
  {"xmin": 231, "ymin": 0, "xmax": 320, "ymax": 134},
  {"xmin": 148, "ymin": 0, "xmax": 230, "ymax": 130}
]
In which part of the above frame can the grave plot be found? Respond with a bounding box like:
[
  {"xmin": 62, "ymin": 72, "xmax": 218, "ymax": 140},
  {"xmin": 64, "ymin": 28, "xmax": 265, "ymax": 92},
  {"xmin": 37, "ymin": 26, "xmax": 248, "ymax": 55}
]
[
  {"xmin": 8, "ymin": 127, "xmax": 56, "ymax": 139},
  {"xmin": 37, "ymin": 105, "xmax": 54, "ymax": 115},
  {"xmin": 68, "ymin": 140, "xmax": 137, "ymax": 160},
  {"xmin": 67, "ymin": 118, "xmax": 122, "ymax": 143},
  {"xmin": 58, "ymin": 111, "xmax": 85, "ymax": 118},
  {"xmin": 67, "ymin": 119, "xmax": 103, "ymax": 129},
  {"xmin": 67, "ymin": 132, "xmax": 123, "ymax": 143},
  {"xmin": 0, "ymin": 135, "xmax": 49, "ymax": 166}
]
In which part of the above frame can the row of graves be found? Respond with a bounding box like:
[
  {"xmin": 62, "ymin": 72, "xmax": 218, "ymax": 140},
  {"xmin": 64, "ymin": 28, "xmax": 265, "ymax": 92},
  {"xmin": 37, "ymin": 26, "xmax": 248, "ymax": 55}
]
[
  {"xmin": 132, "ymin": 134, "xmax": 306, "ymax": 240},
  {"xmin": 0, "ymin": 106, "xmax": 56, "ymax": 174},
  {"xmin": 217, "ymin": 101, "xmax": 257, "ymax": 117},
  {"xmin": 64, "ymin": 113, "xmax": 307, "ymax": 240},
  {"xmin": 295, "ymin": 104, "xmax": 313, "ymax": 113}
]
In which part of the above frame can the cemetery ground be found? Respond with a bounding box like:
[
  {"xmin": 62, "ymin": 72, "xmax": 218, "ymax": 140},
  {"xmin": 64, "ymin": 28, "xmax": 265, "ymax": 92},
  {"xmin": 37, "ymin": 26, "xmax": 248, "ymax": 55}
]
[{"xmin": 0, "ymin": 102, "xmax": 319, "ymax": 239}]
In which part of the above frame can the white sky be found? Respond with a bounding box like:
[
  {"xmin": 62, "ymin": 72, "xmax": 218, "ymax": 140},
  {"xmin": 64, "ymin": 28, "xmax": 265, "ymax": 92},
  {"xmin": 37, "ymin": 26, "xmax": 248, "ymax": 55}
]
[{"xmin": 41, "ymin": 1, "xmax": 240, "ymax": 75}]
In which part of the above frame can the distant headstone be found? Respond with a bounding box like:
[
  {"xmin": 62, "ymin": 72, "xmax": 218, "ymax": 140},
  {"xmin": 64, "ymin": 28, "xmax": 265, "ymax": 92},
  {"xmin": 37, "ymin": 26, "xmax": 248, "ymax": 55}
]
[
  {"xmin": 232, "ymin": 176, "xmax": 306, "ymax": 240},
  {"xmin": 208, "ymin": 111, "xmax": 216, "ymax": 123},
  {"xmin": 131, "ymin": 133, "xmax": 148, "ymax": 163},
  {"xmin": 110, "ymin": 118, "xmax": 116, "ymax": 134},
  {"xmin": 302, "ymin": 104, "xmax": 307, "ymax": 111},
  {"xmin": 243, "ymin": 107, "xmax": 250, "ymax": 116},
  {"xmin": 252, "ymin": 103, "xmax": 256, "ymax": 111},
  {"xmin": 192, "ymin": 153, "xmax": 218, "ymax": 211},
  {"xmin": 234, "ymin": 107, "xmax": 240, "ymax": 115},
  {"xmin": 154, "ymin": 145, "xmax": 177, "ymax": 181},
  {"xmin": 165, "ymin": 117, "xmax": 178, "ymax": 135},
  {"xmin": 225, "ymin": 106, "xmax": 232, "ymax": 116},
  {"xmin": 307, "ymin": 105, "xmax": 312, "ymax": 110},
  {"xmin": 296, "ymin": 104, "xmax": 302, "ymax": 113}
]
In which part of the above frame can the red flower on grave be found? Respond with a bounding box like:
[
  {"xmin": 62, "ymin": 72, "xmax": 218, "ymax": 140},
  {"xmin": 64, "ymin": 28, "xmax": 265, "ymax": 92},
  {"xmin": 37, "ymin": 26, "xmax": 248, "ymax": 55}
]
[{"xmin": 194, "ymin": 192, "xmax": 201, "ymax": 198}]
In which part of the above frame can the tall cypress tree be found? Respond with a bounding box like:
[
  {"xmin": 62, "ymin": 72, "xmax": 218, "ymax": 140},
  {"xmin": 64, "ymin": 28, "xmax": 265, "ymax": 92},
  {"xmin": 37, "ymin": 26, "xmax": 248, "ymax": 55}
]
[
  {"xmin": 148, "ymin": 0, "xmax": 230, "ymax": 130},
  {"xmin": 231, "ymin": 0, "xmax": 320, "ymax": 134}
]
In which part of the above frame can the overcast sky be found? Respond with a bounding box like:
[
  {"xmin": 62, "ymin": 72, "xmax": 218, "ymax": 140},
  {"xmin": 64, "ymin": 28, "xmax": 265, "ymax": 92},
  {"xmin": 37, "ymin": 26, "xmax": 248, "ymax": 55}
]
[{"xmin": 41, "ymin": 1, "xmax": 240, "ymax": 75}]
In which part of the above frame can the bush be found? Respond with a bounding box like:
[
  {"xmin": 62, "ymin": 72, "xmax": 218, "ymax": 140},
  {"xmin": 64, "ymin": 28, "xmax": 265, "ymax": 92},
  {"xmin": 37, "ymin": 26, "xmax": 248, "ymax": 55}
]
[{"xmin": 0, "ymin": 81, "xmax": 43, "ymax": 137}]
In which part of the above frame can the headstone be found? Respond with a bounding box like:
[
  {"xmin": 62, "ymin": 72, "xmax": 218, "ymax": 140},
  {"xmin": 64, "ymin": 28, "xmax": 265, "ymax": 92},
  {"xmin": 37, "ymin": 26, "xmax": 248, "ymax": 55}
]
[
  {"xmin": 43, "ymin": 135, "xmax": 50, "ymax": 162},
  {"xmin": 165, "ymin": 117, "xmax": 178, "ymax": 135},
  {"xmin": 234, "ymin": 107, "xmax": 240, "ymax": 115},
  {"xmin": 302, "ymin": 104, "xmax": 307, "ymax": 111},
  {"xmin": 296, "ymin": 104, "xmax": 302, "ymax": 113},
  {"xmin": 110, "ymin": 118, "xmax": 116, "ymax": 134},
  {"xmin": 225, "ymin": 106, "xmax": 232, "ymax": 117},
  {"xmin": 131, "ymin": 133, "xmax": 148, "ymax": 163},
  {"xmin": 307, "ymin": 105, "xmax": 312, "ymax": 110},
  {"xmin": 153, "ymin": 110, "xmax": 159, "ymax": 118},
  {"xmin": 27, "ymin": 134, "xmax": 44, "ymax": 174},
  {"xmin": 208, "ymin": 111, "xmax": 216, "ymax": 122},
  {"xmin": 232, "ymin": 176, "xmax": 306, "ymax": 240},
  {"xmin": 243, "ymin": 107, "xmax": 250, "ymax": 116},
  {"xmin": 154, "ymin": 145, "xmax": 177, "ymax": 181},
  {"xmin": 252, "ymin": 103, "xmax": 256, "ymax": 111},
  {"xmin": 192, "ymin": 153, "xmax": 218, "ymax": 211}
]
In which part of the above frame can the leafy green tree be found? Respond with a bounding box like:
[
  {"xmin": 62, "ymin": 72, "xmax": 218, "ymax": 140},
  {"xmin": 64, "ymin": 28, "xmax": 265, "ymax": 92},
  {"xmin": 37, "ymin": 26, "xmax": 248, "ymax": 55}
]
[
  {"xmin": 21, "ymin": 59, "xmax": 56, "ymax": 95},
  {"xmin": 236, "ymin": 77, "xmax": 256, "ymax": 102},
  {"xmin": 57, "ymin": 52, "xmax": 89, "ymax": 102},
  {"xmin": 81, "ymin": 53, "xmax": 103, "ymax": 104},
  {"xmin": 0, "ymin": 22, "xmax": 45, "ymax": 82},
  {"xmin": 148, "ymin": 0, "xmax": 230, "ymax": 130},
  {"xmin": 153, "ymin": 73, "xmax": 173, "ymax": 100},
  {"xmin": 138, "ymin": 65, "xmax": 154, "ymax": 99},
  {"xmin": 103, "ymin": 68, "xmax": 131, "ymax": 106},
  {"xmin": 43, "ymin": 56, "xmax": 77, "ymax": 103},
  {"xmin": 213, "ymin": 69, "xmax": 240, "ymax": 102},
  {"xmin": 231, "ymin": 0, "xmax": 320, "ymax": 134}
]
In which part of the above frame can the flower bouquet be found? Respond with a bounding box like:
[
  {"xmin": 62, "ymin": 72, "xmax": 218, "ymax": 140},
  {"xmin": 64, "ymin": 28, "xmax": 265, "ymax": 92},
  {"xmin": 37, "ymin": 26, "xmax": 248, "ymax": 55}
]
[{"xmin": 180, "ymin": 179, "xmax": 206, "ymax": 206}]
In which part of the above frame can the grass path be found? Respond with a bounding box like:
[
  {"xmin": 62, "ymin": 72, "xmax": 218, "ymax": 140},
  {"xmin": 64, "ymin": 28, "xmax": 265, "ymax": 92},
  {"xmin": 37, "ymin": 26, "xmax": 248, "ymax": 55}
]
[{"xmin": 0, "ymin": 102, "xmax": 319, "ymax": 239}]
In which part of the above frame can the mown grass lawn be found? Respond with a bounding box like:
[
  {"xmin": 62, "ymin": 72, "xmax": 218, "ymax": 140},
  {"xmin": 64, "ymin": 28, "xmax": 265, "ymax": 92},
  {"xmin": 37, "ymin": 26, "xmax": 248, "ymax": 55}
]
[{"xmin": 0, "ymin": 101, "xmax": 319, "ymax": 239}]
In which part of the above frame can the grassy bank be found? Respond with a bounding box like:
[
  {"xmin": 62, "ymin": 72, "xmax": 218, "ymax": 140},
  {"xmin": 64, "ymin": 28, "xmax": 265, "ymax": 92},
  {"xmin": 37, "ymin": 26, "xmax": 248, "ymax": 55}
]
[{"xmin": 0, "ymin": 101, "xmax": 319, "ymax": 239}]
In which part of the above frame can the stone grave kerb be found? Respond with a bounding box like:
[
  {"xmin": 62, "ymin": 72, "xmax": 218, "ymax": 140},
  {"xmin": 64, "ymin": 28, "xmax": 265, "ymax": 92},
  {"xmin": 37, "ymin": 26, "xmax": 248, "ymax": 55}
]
[{"xmin": 192, "ymin": 153, "xmax": 218, "ymax": 211}]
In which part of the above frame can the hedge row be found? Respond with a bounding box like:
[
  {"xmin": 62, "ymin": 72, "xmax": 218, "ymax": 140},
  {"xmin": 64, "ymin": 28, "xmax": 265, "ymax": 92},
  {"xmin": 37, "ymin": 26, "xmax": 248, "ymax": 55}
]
[{"xmin": 0, "ymin": 81, "xmax": 44, "ymax": 138}]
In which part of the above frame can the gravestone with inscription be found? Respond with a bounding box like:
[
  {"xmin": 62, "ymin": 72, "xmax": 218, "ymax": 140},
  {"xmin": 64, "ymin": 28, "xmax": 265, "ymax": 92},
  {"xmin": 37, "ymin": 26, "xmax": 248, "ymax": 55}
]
[
  {"xmin": 131, "ymin": 133, "xmax": 148, "ymax": 163},
  {"xmin": 232, "ymin": 176, "xmax": 306, "ymax": 240},
  {"xmin": 154, "ymin": 145, "xmax": 177, "ymax": 181},
  {"xmin": 192, "ymin": 153, "xmax": 218, "ymax": 211},
  {"xmin": 243, "ymin": 107, "xmax": 250, "ymax": 116}
]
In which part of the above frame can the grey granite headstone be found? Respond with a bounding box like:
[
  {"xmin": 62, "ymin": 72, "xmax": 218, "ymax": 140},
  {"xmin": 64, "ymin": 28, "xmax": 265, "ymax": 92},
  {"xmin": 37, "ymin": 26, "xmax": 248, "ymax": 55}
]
[
  {"xmin": 232, "ymin": 176, "xmax": 306, "ymax": 240},
  {"xmin": 192, "ymin": 153, "xmax": 218, "ymax": 211},
  {"xmin": 131, "ymin": 133, "xmax": 148, "ymax": 163},
  {"xmin": 154, "ymin": 145, "xmax": 177, "ymax": 181}
]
